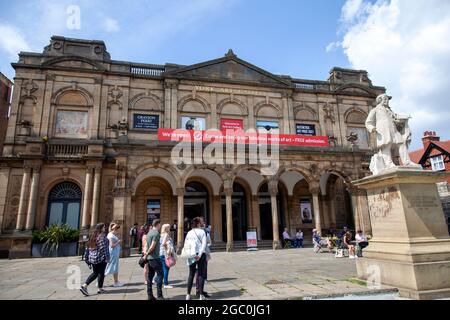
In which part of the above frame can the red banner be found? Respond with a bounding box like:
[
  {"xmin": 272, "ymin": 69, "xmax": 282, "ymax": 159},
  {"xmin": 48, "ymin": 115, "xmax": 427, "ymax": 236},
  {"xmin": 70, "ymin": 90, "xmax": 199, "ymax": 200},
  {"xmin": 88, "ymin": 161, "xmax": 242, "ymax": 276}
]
[{"xmin": 157, "ymin": 129, "xmax": 329, "ymax": 147}]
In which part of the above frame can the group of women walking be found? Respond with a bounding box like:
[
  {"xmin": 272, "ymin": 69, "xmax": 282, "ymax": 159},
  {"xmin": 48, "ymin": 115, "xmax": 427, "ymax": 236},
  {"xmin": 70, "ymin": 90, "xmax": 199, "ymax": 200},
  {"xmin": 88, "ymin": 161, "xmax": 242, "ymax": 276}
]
[{"xmin": 79, "ymin": 216, "xmax": 211, "ymax": 300}]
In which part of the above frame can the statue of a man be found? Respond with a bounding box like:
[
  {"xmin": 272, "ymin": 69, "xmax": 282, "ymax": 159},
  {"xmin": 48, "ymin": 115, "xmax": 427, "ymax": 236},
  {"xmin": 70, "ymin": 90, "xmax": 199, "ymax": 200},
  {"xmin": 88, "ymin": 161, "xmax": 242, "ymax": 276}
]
[{"xmin": 365, "ymin": 94, "xmax": 421, "ymax": 175}]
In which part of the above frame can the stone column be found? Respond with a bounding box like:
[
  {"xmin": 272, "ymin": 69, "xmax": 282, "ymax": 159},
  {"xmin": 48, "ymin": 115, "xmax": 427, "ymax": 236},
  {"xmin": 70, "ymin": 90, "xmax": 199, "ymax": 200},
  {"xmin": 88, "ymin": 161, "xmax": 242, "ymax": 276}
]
[
  {"xmin": 251, "ymin": 195, "xmax": 262, "ymax": 240},
  {"xmin": 81, "ymin": 167, "xmax": 94, "ymax": 229},
  {"xmin": 25, "ymin": 166, "xmax": 41, "ymax": 230},
  {"xmin": 90, "ymin": 166, "xmax": 102, "ymax": 227},
  {"xmin": 16, "ymin": 167, "xmax": 31, "ymax": 231},
  {"xmin": 329, "ymin": 194, "xmax": 337, "ymax": 228},
  {"xmin": 225, "ymin": 187, "xmax": 233, "ymax": 252},
  {"xmin": 310, "ymin": 185, "xmax": 322, "ymax": 234},
  {"xmin": 269, "ymin": 180, "xmax": 281, "ymax": 249},
  {"xmin": 176, "ymin": 187, "xmax": 185, "ymax": 249}
]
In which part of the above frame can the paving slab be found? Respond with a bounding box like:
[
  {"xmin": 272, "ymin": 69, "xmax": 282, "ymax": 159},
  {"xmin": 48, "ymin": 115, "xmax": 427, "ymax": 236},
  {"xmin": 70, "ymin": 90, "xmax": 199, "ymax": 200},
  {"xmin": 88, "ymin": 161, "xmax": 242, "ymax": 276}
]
[{"xmin": 0, "ymin": 248, "xmax": 396, "ymax": 300}]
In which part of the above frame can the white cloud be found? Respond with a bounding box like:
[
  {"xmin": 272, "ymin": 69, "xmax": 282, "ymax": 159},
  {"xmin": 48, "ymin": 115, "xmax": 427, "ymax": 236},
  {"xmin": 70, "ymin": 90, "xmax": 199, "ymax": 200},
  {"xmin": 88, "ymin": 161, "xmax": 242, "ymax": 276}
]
[
  {"xmin": 103, "ymin": 17, "xmax": 120, "ymax": 32},
  {"xmin": 0, "ymin": 24, "xmax": 31, "ymax": 59},
  {"xmin": 333, "ymin": 0, "xmax": 450, "ymax": 149},
  {"xmin": 325, "ymin": 41, "xmax": 341, "ymax": 52}
]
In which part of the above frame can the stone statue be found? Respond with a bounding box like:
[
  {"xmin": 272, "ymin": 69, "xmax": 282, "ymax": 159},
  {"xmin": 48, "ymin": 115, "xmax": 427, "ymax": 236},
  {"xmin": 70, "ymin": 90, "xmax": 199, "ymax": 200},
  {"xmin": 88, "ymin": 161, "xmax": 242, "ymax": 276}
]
[{"xmin": 365, "ymin": 94, "xmax": 421, "ymax": 175}]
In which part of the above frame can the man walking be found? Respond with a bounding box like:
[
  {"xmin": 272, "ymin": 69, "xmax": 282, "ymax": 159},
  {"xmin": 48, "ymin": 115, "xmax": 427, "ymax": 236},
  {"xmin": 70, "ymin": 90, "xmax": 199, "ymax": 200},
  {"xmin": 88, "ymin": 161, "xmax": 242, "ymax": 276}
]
[
  {"xmin": 129, "ymin": 223, "xmax": 138, "ymax": 248},
  {"xmin": 143, "ymin": 219, "xmax": 165, "ymax": 300}
]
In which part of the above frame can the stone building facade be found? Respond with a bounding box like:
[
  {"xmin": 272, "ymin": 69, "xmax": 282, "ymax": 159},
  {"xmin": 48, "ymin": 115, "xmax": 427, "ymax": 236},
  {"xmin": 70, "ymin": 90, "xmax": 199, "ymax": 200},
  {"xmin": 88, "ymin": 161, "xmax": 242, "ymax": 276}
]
[{"xmin": 0, "ymin": 36, "xmax": 385, "ymax": 257}]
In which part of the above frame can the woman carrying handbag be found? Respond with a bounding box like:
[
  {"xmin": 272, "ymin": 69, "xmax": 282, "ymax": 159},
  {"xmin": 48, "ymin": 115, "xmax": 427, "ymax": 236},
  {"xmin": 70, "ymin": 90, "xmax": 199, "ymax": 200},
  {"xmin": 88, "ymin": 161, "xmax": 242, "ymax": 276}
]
[{"xmin": 160, "ymin": 224, "xmax": 176, "ymax": 289}]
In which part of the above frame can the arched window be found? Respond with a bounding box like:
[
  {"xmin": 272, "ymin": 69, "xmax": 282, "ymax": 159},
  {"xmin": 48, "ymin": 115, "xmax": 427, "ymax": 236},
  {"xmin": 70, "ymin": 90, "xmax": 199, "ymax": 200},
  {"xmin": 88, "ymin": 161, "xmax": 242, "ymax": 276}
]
[
  {"xmin": 46, "ymin": 182, "xmax": 82, "ymax": 229},
  {"xmin": 53, "ymin": 90, "xmax": 91, "ymax": 139},
  {"xmin": 345, "ymin": 109, "xmax": 369, "ymax": 149}
]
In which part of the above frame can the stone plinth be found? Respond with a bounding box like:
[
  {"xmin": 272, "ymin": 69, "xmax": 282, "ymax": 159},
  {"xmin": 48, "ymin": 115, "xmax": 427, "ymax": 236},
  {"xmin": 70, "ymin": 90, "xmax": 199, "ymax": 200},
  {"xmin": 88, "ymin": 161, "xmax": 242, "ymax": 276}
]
[{"xmin": 353, "ymin": 168, "xmax": 450, "ymax": 300}]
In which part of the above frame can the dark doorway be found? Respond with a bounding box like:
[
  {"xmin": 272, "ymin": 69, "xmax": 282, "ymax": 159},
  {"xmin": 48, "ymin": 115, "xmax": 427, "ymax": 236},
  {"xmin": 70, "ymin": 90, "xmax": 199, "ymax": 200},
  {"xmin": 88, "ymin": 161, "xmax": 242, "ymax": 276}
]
[
  {"xmin": 184, "ymin": 182, "xmax": 209, "ymax": 231},
  {"xmin": 221, "ymin": 182, "xmax": 248, "ymax": 241},
  {"xmin": 258, "ymin": 183, "xmax": 285, "ymax": 240},
  {"xmin": 46, "ymin": 182, "xmax": 82, "ymax": 229}
]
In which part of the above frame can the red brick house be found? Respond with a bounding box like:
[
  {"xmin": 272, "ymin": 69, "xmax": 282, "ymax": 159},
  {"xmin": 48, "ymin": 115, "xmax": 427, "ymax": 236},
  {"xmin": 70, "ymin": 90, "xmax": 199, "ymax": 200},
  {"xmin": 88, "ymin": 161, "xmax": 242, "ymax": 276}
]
[
  {"xmin": 410, "ymin": 131, "xmax": 450, "ymax": 182},
  {"xmin": 410, "ymin": 131, "xmax": 450, "ymax": 233},
  {"xmin": 0, "ymin": 73, "xmax": 13, "ymax": 154}
]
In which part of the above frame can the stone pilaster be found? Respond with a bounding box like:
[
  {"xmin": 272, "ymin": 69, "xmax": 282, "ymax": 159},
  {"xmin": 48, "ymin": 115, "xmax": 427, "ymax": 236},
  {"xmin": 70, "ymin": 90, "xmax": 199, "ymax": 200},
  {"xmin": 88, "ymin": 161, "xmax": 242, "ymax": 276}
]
[
  {"xmin": 25, "ymin": 165, "xmax": 41, "ymax": 230},
  {"xmin": 90, "ymin": 165, "xmax": 102, "ymax": 227},
  {"xmin": 15, "ymin": 166, "xmax": 31, "ymax": 231},
  {"xmin": 81, "ymin": 166, "xmax": 94, "ymax": 229}
]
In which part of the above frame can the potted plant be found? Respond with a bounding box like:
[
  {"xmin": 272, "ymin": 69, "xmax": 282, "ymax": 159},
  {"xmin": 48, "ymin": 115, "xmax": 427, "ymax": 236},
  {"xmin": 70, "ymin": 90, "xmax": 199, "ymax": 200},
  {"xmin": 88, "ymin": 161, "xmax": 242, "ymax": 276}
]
[{"xmin": 32, "ymin": 224, "xmax": 80, "ymax": 257}]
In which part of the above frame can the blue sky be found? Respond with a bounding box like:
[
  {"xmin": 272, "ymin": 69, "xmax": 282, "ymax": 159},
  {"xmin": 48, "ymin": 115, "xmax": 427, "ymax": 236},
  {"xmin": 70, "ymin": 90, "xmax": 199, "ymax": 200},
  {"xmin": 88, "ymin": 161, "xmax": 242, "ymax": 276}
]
[
  {"xmin": 0, "ymin": 0, "xmax": 349, "ymax": 80},
  {"xmin": 0, "ymin": 0, "xmax": 449, "ymax": 149}
]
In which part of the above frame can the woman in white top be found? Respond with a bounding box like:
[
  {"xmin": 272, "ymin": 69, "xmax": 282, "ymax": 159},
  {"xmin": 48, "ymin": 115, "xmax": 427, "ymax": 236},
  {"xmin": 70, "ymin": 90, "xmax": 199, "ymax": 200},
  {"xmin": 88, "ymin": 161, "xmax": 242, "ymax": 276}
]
[
  {"xmin": 105, "ymin": 223, "xmax": 123, "ymax": 287},
  {"xmin": 159, "ymin": 224, "xmax": 175, "ymax": 289},
  {"xmin": 184, "ymin": 217, "xmax": 208, "ymax": 300}
]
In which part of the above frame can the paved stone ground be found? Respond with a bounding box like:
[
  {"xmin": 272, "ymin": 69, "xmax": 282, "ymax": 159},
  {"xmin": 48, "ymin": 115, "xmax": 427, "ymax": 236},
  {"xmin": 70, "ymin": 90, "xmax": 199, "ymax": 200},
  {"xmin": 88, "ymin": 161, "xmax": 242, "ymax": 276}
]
[{"xmin": 0, "ymin": 248, "xmax": 396, "ymax": 300}]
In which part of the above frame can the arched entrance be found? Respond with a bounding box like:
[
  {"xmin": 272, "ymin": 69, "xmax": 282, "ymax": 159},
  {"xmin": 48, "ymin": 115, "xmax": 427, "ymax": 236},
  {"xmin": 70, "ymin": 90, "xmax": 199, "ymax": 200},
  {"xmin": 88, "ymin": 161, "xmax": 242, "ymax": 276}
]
[
  {"xmin": 134, "ymin": 177, "xmax": 174, "ymax": 226},
  {"xmin": 221, "ymin": 182, "xmax": 248, "ymax": 241},
  {"xmin": 184, "ymin": 181, "xmax": 210, "ymax": 226},
  {"xmin": 326, "ymin": 174, "xmax": 354, "ymax": 231},
  {"xmin": 46, "ymin": 182, "xmax": 82, "ymax": 229}
]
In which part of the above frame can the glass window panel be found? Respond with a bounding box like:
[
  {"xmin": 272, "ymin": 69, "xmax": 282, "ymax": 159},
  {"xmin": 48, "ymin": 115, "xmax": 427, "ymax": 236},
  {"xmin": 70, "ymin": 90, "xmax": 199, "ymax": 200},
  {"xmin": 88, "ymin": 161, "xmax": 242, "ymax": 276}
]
[
  {"xmin": 66, "ymin": 202, "xmax": 80, "ymax": 229},
  {"xmin": 48, "ymin": 202, "xmax": 64, "ymax": 226}
]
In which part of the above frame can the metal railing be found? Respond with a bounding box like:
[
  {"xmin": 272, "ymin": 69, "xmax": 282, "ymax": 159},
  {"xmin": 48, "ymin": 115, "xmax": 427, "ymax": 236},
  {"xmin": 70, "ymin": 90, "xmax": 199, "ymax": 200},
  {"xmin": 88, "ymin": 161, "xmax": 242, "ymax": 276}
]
[
  {"xmin": 130, "ymin": 66, "xmax": 164, "ymax": 76},
  {"xmin": 47, "ymin": 144, "xmax": 88, "ymax": 157}
]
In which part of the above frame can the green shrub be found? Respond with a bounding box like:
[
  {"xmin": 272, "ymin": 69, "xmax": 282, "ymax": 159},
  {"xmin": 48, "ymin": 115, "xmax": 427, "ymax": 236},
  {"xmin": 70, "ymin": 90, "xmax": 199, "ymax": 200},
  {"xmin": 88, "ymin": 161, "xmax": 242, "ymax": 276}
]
[{"xmin": 32, "ymin": 224, "xmax": 80, "ymax": 256}]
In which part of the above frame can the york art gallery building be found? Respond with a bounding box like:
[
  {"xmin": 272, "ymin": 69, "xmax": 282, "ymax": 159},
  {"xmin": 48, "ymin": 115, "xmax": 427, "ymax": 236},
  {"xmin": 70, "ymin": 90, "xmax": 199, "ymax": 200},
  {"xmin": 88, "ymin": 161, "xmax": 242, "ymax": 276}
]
[{"xmin": 0, "ymin": 36, "xmax": 386, "ymax": 257}]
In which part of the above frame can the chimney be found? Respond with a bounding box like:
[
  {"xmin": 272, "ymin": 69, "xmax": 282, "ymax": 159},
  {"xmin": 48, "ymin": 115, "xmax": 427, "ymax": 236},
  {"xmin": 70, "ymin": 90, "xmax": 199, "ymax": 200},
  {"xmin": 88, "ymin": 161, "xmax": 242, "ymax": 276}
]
[{"xmin": 422, "ymin": 131, "xmax": 440, "ymax": 148}]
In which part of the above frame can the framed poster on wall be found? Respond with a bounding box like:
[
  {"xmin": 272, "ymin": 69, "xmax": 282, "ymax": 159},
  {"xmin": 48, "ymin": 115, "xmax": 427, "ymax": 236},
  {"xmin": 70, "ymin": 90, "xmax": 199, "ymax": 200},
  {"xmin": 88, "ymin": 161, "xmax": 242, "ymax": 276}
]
[
  {"xmin": 296, "ymin": 124, "xmax": 316, "ymax": 136},
  {"xmin": 220, "ymin": 118, "xmax": 244, "ymax": 130},
  {"xmin": 181, "ymin": 116, "xmax": 206, "ymax": 131},
  {"xmin": 256, "ymin": 120, "xmax": 279, "ymax": 132},
  {"xmin": 55, "ymin": 110, "xmax": 88, "ymax": 138},
  {"xmin": 300, "ymin": 198, "xmax": 313, "ymax": 223},
  {"xmin": 147, "ymin": 199, "xmax": 161, "ymax": 225}
]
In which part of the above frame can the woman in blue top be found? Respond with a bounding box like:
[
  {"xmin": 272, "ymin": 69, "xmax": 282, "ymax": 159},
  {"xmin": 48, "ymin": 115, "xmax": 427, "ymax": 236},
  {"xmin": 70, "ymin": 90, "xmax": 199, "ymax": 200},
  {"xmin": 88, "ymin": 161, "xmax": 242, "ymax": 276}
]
[{"xmin": 105, "ymin": 223, "xmax": 123, "ymax": 287}]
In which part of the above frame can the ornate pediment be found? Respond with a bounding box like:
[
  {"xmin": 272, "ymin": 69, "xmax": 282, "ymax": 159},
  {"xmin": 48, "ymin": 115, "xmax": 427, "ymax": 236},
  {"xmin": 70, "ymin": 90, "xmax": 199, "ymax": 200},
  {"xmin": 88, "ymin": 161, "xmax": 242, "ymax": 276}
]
[
  {"xmin": 42, "ymin": 56, "xmax": 106, "ymax": 71},
  {"xmin": 165, "ymin": 50, "xmax": 290, "ymax": 86}
]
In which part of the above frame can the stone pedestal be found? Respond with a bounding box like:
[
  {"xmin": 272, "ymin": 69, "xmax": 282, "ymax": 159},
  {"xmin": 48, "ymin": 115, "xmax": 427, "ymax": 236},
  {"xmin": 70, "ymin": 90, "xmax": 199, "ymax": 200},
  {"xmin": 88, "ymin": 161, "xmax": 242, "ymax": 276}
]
[
  {"xmin": 353, "ymin": 168, "xmax": 450, "ymax": 300},
  {"xmin": 0, "ymin": 232, "xmax": 33, "ymax": 259}
]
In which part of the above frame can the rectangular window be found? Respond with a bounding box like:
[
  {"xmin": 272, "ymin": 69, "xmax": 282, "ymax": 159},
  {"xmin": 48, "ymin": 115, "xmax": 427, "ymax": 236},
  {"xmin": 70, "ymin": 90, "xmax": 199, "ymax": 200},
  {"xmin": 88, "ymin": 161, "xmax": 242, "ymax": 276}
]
[
  {"xmin": 147, "ymin": 199, "xmax": 161, "ymax": 225},
  {"xmin": 256, "ymin": 120, "xmax": 279, "ymax": 132},
  {"xmin": 296, "ymin": 124, "xmax": 316, "ymax": 136},
  {"xmin": 431, "ymin": 155, "xmax": 445, "ymax": 171},
  {"xmin": 55, "ymin": 110, "xmax": 88, "ymax": 138},
  {"xmin": 181, "ymin": 116, "xmax": 206, "ymax": 130},
  {"xmin": 133, "ymin": 114, "xmax": 159, "ymax": 130}
]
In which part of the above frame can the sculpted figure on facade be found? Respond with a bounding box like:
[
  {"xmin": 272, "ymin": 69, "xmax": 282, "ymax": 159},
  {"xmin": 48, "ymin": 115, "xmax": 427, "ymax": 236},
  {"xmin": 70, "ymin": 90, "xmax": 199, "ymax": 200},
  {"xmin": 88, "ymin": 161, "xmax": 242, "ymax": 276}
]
[{"xmin": 365, "ymin": 94, "xmax": 421, "ymax": 175}]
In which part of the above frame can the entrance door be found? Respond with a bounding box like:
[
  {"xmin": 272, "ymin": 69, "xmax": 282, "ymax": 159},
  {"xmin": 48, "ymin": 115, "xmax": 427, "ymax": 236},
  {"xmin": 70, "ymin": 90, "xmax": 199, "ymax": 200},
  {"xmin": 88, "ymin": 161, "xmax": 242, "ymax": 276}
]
[
  {"xmin": 221, "ymin": 183, "xmax": 248, "ymax": 241},
  {"xmin": 46, "ymin": 182, "xmax": 82, "ymax": 229},
  {"xmin": 184, "ymin": 182, "xmax": 209, "ymax": 231}
]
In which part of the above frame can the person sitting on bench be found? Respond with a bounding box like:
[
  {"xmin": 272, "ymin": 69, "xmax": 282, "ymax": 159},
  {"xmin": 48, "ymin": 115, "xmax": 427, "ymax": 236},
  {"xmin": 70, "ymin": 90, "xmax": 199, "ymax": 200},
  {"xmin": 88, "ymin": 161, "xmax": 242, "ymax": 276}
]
[
  {"xmin": 282, "ymin": 228, "xmax": 294, "ymax": 248},
  {"xmin": 343, "ymin": 230, "xmax": 357, "ymax": 259},
  {"xmin": 355, "ymin": 230, "xmax": 369, "ymax": 257}
]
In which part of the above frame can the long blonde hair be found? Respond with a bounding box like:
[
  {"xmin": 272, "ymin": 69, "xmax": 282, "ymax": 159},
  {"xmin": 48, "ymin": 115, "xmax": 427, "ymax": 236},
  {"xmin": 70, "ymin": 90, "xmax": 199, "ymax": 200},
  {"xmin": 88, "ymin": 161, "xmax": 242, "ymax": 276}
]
[{"xmin": 161, "ymin": 224, "xmax": 171, "ymax": 237}]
